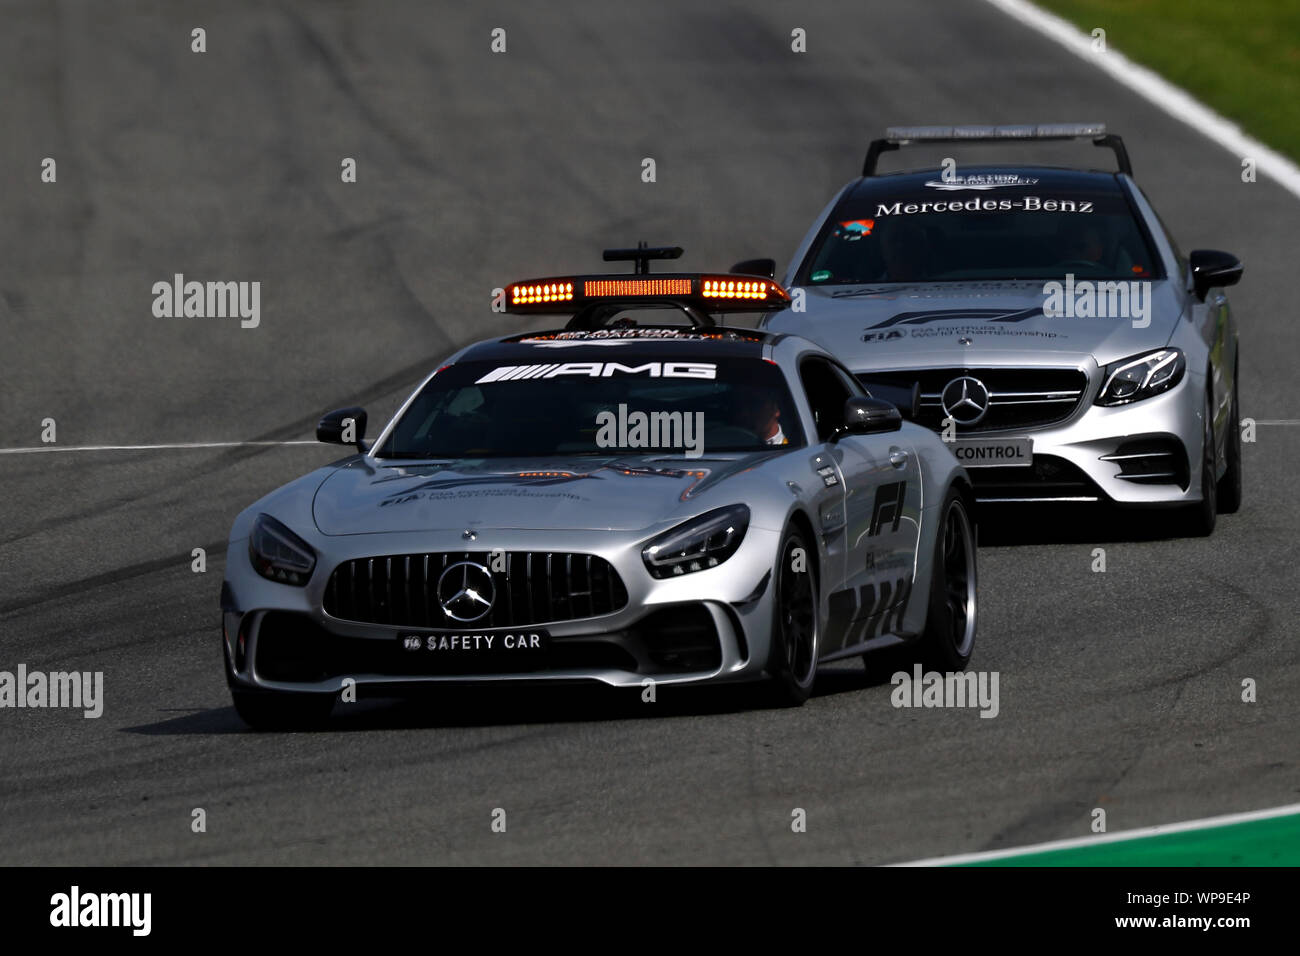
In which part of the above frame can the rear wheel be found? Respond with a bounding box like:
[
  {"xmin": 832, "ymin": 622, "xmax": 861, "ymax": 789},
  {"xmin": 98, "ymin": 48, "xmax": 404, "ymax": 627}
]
[
  {"xmin": 766, "ymin": 526, "xmax": 819, "ymax": 706},
  {"xmin": 231, "ymin": 687, "xmax": 335, "ymax": 731},
  {"xmin": 916, "ymin": 488, "xmax": 977, "ymax": 672}
]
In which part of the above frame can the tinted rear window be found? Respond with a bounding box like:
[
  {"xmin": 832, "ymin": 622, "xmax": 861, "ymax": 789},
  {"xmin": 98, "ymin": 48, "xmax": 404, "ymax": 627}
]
[{"xmin": 799, "ymin": 178, "xmax": 1162, "ymax": 284}]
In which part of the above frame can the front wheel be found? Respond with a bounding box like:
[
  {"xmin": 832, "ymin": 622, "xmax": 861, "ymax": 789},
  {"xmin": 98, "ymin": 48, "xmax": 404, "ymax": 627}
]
[
  {"xmin": 917, "ymin": 488, "xmax": 977, "ymax": 672},
  {"xmin": 1217, "ymin": 373, "xmax": 1242, "ymax": 514},
  {"xmin": 1180, "ymin": 391, "xmax": 1218, "ymax": 537},
  {"xmin": 766, "ymin": 526, "xmax": 819, "ymax": 706}
]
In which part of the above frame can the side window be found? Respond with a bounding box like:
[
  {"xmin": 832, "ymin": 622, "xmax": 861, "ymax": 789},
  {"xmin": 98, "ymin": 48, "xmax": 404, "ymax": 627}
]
[
  {"xmin": 799, "ymin": 357, "xmax": 853, "ymax": 442},
  {"xmin": 830, "ymin": 362, "xmax": 867, "ymax": 399},
  {"xmin": 1127, "ymin": 181, "xmax": 1184, "ymax": 280}
]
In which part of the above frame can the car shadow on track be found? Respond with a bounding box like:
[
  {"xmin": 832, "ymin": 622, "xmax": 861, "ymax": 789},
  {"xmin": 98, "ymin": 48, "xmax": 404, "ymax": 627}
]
[
  {"xmin": 122, "ymin": 664, "xmax": 888, "ymax": 734},
  {"xmin": 975, "ymin": 503, "xmax": 1202, "ymax": 546}
]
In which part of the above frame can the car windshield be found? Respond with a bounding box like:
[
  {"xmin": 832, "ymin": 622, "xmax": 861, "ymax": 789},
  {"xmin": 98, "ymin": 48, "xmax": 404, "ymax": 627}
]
[
  {"xmin": 800, "ymin": 179, "xmax": 1162, "ymax": 284},
  {"xmin": 373, "ymin": 355, "xmax": 804, "ymax": 459}
]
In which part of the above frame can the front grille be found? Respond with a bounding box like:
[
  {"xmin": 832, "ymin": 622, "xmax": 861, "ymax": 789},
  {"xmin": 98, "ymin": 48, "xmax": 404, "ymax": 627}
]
[
  {"xmin": 859, "ymin": 367, "xmax": 1088, "ymax": 433},
  {"xmin": 323, "ymin": 551, "xmax": 629, "ymax": 628}
]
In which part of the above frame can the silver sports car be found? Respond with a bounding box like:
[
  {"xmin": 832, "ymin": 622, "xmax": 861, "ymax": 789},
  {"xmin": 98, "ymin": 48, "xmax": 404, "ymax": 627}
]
[
  {"xmin": 762, "ymin": 124, "xmax": 1243, "ymax": 535},
  {"xmin": 221, "ymin": 252, "xmax": 977, "ymax": 728}
]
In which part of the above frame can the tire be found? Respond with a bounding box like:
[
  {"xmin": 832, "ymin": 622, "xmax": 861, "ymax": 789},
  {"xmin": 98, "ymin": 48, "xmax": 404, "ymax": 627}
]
[
  {"xmin": 1216, "ymin": 372, "xmax": 1242, "ymax": 514},
  {"xmin": 1180, "ymin": 391, "xmax": 1218, "ymax": 537},
  {"xmin": 916, "ymin": 488, "xmax": 977, "ymax": 672},
  {"xmin": 766, "ymin": 525, "xmax": 819, "ymax": 706},
  {"xmin": 231, "ymin": 687, "xmax": 335, "ymax": 730}
]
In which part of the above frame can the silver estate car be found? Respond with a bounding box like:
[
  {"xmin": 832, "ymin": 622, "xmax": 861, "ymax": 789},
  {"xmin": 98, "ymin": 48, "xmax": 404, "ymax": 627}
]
[{"xmin": 762, "ymin": 124, "xmax": 1243, "ymax": 536}]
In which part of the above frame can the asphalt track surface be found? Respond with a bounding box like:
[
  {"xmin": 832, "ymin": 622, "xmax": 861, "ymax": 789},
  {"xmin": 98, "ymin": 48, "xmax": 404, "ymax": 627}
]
[{"xmin": 1, "ymin": 1, "xmax": 1297, "ymax": 865}]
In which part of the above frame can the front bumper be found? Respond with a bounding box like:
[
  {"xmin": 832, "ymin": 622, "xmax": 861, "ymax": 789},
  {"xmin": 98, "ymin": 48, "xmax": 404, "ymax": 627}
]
[
  {"xmin": 956, "ymin": 373, "xmax": 1204, "ymax": 505},
  {"xmin": 223, "ymin": 525, "xmax": 783, "ymax": 694}
]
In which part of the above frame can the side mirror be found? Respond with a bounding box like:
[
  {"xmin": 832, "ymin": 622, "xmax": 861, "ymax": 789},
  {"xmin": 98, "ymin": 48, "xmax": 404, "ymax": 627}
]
[
  {"xmin": 317, "ymin": 407, "xmax": 368, "ymax": 451},
  {"xmin": 833, "ymin": 397, "xmax": 902, "ymax": 439},
  {"xmin": 1189, "ymin": 249, "xmax": 1243, "ymax": 300},
  {"xmin": 729, "ymin": 258, "xmax": 777, "ymax": 279}
]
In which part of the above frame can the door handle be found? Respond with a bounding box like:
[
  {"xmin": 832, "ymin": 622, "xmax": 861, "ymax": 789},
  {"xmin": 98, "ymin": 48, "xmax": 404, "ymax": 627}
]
[{"xmin": 888, "ymin": 448, "xmax": 908, "ymax": 468}]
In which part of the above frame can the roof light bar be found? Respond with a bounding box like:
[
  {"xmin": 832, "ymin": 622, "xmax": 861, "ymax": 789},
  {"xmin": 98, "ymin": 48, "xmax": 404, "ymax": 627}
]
[
  {"xmin": 502, "ymin": 245, "xmax": 792, "ymax": 331},
  {"xmin": 883, "ymin": 123, "xmax": 1107, "ymax": 142},
  {"xmin": 504, "ymin": 274, "xmax": 789, "ymax": 315},
  {"xmin": 700, "ymin": 277, "xmax": 775, "ymax": 300},
  {"xmin": 862, "ymin": 123, "xmax": 1130, "ymax": 176},
  {"xmin": 511, "ymin": 281, "xmax": 575, "ymax": 305},
  {"xmin": 584, "ymin": 278, "xmax": 692, "ymax": 298}
]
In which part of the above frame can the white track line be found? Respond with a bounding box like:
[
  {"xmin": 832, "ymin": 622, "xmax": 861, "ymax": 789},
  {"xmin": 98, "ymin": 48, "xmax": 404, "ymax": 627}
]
[
  {"xmin": 3, "ymin": 423, "xmax": 1292, "ymax": 456},
  {"xmin": 982, "ymin": 0, "xmax": 1300, "ymax": 201},
  {"xmin": 0, "ymin": 441, "xmax": 319, "ymax": 455},
  {"xmin": 894, "ymin": 801, "xmax": 1300, "ymax": 866}
]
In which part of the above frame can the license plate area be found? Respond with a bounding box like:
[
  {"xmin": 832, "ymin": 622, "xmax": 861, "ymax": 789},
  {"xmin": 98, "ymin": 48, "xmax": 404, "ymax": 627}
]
[
  {"xmin": 950, "ymin": 437, "xmax": 1033, "ymax": 467},
  {"xmin": 397, "ymin": 629, "xmax": 550, "ymax": 673}
]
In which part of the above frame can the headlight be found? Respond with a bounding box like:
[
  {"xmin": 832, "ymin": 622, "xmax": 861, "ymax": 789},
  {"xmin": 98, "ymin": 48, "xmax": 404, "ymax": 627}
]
[
  {"xmin": 248, "ymin": 514, "xmax": 316, "ymax": 586},
  {"xmin": 642, "ymin": 505, "xmax": 750, "ymax": 579},
  {"xmin": 1096, "ymin": 348, "xmax": 1185, "ymax": 406}
]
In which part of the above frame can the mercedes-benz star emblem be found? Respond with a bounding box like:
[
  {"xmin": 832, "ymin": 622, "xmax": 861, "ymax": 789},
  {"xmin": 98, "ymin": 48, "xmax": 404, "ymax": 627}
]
[
  {"xmin": 940, "ymin": 375, "xmax": 991, "ymax": 426},
  {"xmin": 437, "ymin": 561, "xmax": 496, "ymax": 622}
]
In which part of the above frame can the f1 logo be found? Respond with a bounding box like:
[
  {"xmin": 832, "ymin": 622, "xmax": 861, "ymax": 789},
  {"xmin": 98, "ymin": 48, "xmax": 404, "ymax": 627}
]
[{"xmin": 869, "ymin": 481, "xmax": 906, "ymax": 536}]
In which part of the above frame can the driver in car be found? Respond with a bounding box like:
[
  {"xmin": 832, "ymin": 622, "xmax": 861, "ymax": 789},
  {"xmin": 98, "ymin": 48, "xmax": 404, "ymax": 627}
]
[
  {"xmin": 731, "ymin": 388, "xmax": 789, "ymax": 446},
  {"xmin": 878, "ymin": 221, "xmax": 930, "ymax": 282},
  {"xmin": 1060, "ymin": 223, "xmax": 1108, "ymax": 269}
]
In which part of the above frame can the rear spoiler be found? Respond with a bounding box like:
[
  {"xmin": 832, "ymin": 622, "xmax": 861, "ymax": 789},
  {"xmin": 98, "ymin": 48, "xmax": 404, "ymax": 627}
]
[{"xmin": 863, "ymin": 123, "xmax": 1131, "ymax": 177}]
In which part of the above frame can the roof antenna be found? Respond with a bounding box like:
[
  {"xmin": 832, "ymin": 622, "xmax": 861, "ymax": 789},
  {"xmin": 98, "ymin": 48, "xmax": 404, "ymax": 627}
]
[{"xmin": 602, "ymin": 241, "xmax": 684, "ymax": 275}]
